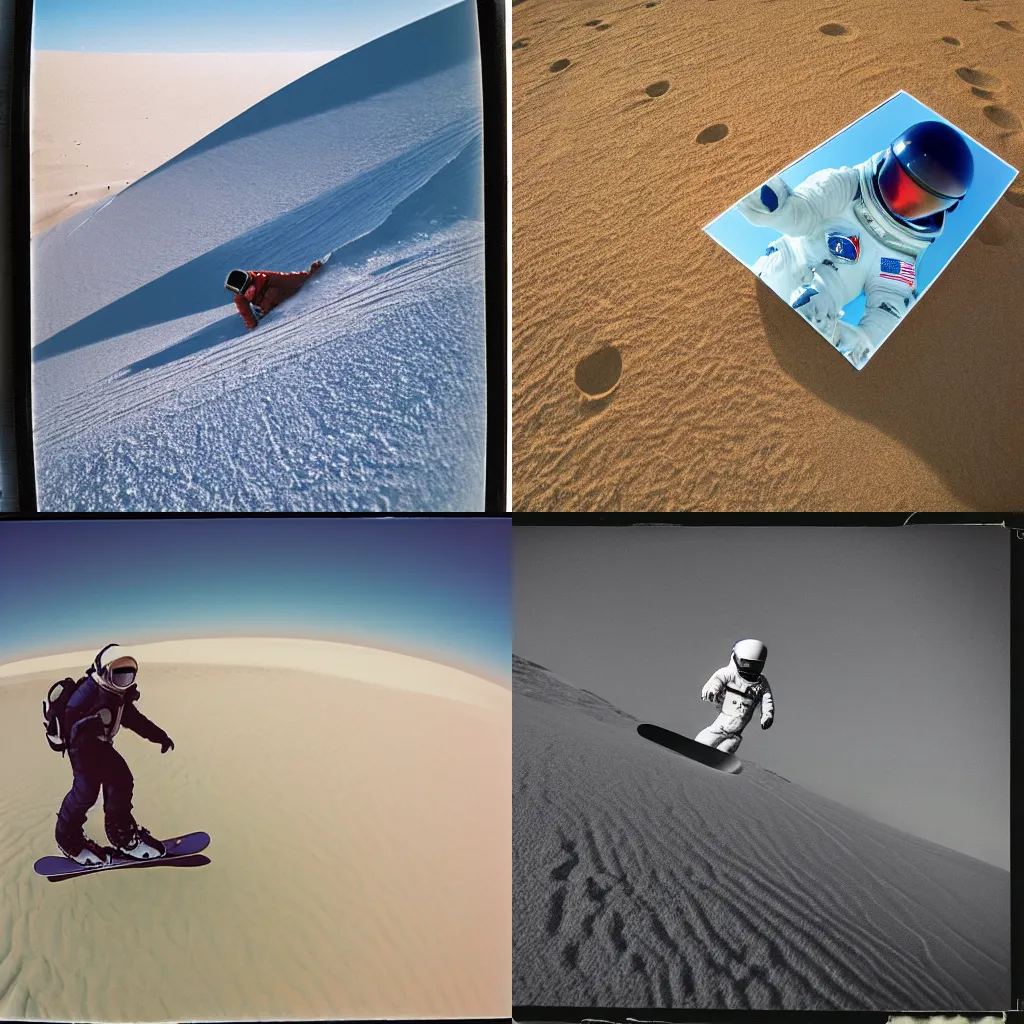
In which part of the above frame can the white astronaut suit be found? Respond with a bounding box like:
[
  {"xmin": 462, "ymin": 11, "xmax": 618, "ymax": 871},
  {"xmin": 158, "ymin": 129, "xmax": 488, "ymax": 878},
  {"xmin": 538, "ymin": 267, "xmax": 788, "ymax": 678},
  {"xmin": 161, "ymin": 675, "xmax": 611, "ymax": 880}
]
[
  {"xmin": 695, "ymin": 639, "xmax": 774, "ymax": 754},
  {"xmin": 736, "ymin": 121, "xmax": 975, "ymax": 369}
]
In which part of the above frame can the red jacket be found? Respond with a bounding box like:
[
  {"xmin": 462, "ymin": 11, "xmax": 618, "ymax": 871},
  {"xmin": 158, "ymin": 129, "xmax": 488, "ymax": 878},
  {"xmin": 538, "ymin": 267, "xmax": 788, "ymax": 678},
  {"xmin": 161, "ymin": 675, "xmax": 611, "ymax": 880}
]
[{"xmin": 234, "ymin": 262, "xmax": 321, "ymax": 329}]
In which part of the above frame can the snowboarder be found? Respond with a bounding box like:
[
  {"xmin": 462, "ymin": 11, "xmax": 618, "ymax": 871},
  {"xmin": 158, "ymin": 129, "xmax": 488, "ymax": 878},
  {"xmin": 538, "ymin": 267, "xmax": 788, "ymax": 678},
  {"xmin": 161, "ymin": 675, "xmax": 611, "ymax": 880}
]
[
  {"xmin": 53, "ymin": 644, "xmax": 175, "ymax": 866},
  {"xmin": 694, "ymin": 639, "xmax": 775, "ymax": 753},
  {"xmin": 225, "ymin": 259, "xmax": 325, "ymax": 330},
  {"xmin": 737, "ymin": 120, "xmax": 974, "ymax": 368}
]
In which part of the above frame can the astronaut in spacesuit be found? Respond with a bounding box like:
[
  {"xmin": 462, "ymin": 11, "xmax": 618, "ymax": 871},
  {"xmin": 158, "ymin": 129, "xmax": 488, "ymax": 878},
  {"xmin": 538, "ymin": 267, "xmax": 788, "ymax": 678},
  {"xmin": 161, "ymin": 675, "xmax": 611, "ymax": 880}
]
[
  {"xmin": 737, "ymin": 121, "xmax": 974, "ymax": 369},
  {"xmin": 694, "ymin": 639, "xmax": 774, "ymax": 754}
]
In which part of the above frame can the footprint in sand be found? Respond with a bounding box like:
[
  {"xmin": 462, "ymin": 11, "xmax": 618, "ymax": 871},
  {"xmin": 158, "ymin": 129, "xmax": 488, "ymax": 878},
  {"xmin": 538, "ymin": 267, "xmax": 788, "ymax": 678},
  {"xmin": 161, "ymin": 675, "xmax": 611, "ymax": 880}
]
[
  {"xmin": 976, "ymin": 211, "xmax": 1011, "ymax": 246},
  {"xmin": 646, "ymin": 2, "xmax": 658, "ymax": 7},
  {"xmin": 972, "ymin": 87, "xmax": 997, "ymax": 99},
  {"xmin": 550, "ymin": 59, "xmax": 572, "ymax": 73},
  {"xmin": 1004, "ymin": 188, "xmax": 1024, "ymax": 209},
  {"xmin": 585, "ymin": 19, "xmax": 602, "ymax": 26},
  {"xmin": 512, "ymin": 38, "xmax": 530, "ymax": 50},
  {"xmin": 955, "ymin": 67, "xmax": 1002, "ymax": 88},
  {"xmin": 995, "ymin": 21, "xmax": 1019, "ymax": 32},
  {"xmin": 597, "ymin": 24, "xmax": 612, "ymax": 31},
  {"xmin": 696, "ymin": 123, "xmax": 729, "ymax": 144},
  {"xmin": 942, "ymin": 36, "xmax": 961, "ymax": 45},
  {"xmin": 983, "ymin": 105, "xmax": 1022, "ymax": 130},
  {"xmin": 575, "ymin": 346, "xmax": 622, "ymax": 401},
  {"xmin": 819, "ymin": 23, "xmax": 850, "ymax": 36},
  {"xmin": 645, "ymin": 80, "xmax": 670, "ymax": 97}
]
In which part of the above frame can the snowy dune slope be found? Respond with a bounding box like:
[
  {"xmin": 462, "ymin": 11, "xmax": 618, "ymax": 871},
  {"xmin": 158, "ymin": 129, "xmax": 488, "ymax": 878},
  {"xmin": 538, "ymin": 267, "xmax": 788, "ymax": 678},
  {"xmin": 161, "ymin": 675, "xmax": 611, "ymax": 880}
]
[
  {"xmin": 513, "ymin": 656, "xmax": 1009, "ymax": 1010},
  {"xmin": 32, "ymin": 2, "xmax": 487, "ymax": 511}
]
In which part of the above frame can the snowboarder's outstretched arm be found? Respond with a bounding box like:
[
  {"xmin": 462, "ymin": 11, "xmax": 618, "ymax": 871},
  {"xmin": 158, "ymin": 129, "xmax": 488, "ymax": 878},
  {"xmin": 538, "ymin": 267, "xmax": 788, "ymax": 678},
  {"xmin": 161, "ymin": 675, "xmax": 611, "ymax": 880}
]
[
  {"xmin": 122, "ymin": 692, "xmax": 173, "ymax": 750},
  {"xmin": 234, "ymin": 293, "xmax": 259, "ymax": 330},
  {"xmin": 738, "ymin": 166, "xmax": 860, "ymax": 238},
  {"xmin": 759, "ymin": 677, "xmax": 775, "ymax": 729},
  {"xmin": 701, "ymin": 668, "xmax": 728, "ymax": 703}
]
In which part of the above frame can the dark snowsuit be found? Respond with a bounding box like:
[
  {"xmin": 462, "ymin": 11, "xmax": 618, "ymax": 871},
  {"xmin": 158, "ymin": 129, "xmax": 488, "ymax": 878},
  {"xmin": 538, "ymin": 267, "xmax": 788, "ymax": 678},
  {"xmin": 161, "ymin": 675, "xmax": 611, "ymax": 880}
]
[
  {"xmin": 55, "ymin": 675, "xmax": 170, "ymax": 846},
  {"xmin": 233, "ymin": 261, "xmax": 322, "ymax": 330}
]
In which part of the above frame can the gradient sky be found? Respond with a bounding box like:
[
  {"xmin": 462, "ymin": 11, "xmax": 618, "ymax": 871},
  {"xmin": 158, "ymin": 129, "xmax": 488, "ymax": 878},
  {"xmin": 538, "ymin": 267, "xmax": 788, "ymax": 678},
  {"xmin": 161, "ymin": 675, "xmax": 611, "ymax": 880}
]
[
  {"xmin": 32, "ymin": 0, "xmax": 460, "ymax": 53},
  {"xmin": 515, "ymin": 525, "xmax": 1009, "ymax": 870},
  {"xmin": 0, "ymin": 518, "xmax": 509, "ymax": 684},
  {"xmin": 705, "ymin": 91, "xmax": 1019, "ymax": 329}
]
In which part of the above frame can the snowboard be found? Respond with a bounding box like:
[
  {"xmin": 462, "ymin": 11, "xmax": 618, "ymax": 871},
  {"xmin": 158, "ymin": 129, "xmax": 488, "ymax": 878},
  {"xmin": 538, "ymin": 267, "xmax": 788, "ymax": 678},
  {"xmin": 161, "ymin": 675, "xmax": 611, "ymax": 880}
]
[
  {"xmin": 637, "ymin": 723, "xmax": 743, "ymax": 774},
  {"xmin": 34, "ymin": 831, "xmax": 210, "ymax": 881}
]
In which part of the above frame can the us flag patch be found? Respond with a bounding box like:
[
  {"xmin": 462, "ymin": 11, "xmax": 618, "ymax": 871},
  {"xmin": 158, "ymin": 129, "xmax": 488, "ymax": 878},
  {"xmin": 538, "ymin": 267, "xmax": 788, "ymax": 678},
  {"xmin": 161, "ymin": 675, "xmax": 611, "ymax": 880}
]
[{"xmin": 879, "ymin": 257, "xmax": 915, "ymax": 287}]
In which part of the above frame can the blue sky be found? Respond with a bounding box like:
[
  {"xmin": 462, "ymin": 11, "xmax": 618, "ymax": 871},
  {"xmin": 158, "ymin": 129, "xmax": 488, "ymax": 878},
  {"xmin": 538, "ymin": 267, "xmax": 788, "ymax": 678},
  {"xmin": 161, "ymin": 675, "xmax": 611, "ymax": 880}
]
[
  {"xmin": 705, "ymin": 91, "xmax": 1019, "ymax": 327},
  {"xmin": 0, "ymin": 518, "xmax": 510, "ymax": 683},
  {"xmin": 32, "ymin": 0, "xmax": 460, "ymax": 53}
]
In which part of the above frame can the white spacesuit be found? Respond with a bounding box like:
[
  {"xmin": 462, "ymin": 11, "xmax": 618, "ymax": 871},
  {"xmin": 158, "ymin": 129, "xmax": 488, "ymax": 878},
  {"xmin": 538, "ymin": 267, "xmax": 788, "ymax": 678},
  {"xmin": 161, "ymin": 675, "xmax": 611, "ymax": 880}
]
[
  {"xmin": 695, "ymin": 639, "xmax": 774, "ymax": 754},
  {"xmin": 737, "ymin": 120, "xmax": 974, "ymax": 369}
]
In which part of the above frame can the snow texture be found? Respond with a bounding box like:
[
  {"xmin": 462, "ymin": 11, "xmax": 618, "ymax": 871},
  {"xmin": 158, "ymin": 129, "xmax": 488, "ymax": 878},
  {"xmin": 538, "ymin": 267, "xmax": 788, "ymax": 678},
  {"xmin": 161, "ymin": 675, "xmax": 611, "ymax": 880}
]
[{"xmin": 32, "ymin": 2, "xmax": 487, "ymax": 511}]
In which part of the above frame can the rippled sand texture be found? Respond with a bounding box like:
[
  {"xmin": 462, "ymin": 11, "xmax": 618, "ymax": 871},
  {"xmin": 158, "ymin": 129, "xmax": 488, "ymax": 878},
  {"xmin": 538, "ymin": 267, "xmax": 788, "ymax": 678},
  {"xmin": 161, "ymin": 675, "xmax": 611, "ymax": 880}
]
[
  {"xmin": 512, "ymin": 656, "xmax": 1010, "ymax": 1010},
  {"xmin": 0, "ymin": 645, "xmax": 510, "ymax": 1021},
  {"xmin": 512, "ymin": 0, "xmax": 1024, "ymax": 510}
]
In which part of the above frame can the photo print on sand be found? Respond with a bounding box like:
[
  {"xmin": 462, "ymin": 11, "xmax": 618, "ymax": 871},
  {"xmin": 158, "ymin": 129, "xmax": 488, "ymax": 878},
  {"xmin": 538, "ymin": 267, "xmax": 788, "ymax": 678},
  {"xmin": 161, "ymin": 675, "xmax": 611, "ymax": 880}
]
[
  {"xmin": 513, "ymin": 522, "xmax": 1011, "ymax": 1013},
  {"xmin": 704, "ymin": 91, "xmax": 1018, "ymax": 370},
  {"xmin": 25, "ymin": 1, "xmax": 502, "ymax": 512},
  {"xmin": 0, "ymin": 516, "xmax": 511, "ymax": 1020}
]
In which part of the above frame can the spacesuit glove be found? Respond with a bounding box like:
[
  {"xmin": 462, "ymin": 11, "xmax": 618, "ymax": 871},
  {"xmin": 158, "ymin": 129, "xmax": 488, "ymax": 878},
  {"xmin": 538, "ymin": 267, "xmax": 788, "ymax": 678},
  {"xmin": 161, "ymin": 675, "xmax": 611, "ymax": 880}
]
[
  {"xmin": 760, "ymin": 715, "xmax": 774, "ymax": 730},
  {"xmin": 738, "ymin": 174, "xmax": 792, "ymax": 220},
  {"xmin": 836, "ymin": 323, "xmax": 874, "ymax": 369},
  {"xmin": 701, "ymin": 681, "xmax": 722, "ymax": 703},
  {"xmin": 159, "ymin": 736, "xmax": 175, "ymax": 753},
  {"xmin": 790, "ymin": 281, "xmax": 839, "ymax": 338}
]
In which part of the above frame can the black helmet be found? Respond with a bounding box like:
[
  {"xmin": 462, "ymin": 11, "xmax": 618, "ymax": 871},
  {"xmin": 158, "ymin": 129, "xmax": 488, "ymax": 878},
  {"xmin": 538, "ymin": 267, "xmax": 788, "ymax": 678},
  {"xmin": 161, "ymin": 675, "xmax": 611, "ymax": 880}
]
[
  {"xmin": 225, "ymin": 269, "xmax": 251, "ymax": 294},
  {"xmin": 877, "ymin": 121, "xmax": 974, "ymax": 223}
]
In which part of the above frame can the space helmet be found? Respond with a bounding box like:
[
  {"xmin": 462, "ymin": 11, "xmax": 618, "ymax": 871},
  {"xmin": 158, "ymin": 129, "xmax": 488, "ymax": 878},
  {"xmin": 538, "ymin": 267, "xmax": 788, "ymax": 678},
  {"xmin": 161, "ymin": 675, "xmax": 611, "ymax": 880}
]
[
  {"xmin": 225, "ymin": 269, "xmax": 251, "ymax": 294},
  {"xmin": 731, "ymin": 639, "xmax": 767, "ymax": 682},
  {"xmin": 92, "ymin": 643, "xmax": 140, "ymax": 694},
  {"xmin": 876, "ymin": 121, "xmax": 974, "ymax": 223}
]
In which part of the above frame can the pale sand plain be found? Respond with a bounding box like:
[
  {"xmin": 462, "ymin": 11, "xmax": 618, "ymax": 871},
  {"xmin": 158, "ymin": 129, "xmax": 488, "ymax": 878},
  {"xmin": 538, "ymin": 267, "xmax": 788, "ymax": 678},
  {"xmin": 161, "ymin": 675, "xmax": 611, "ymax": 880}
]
[
  {"xmin": 0, "ymin": 639, "xmax": 511, "ymax": 1021},
  {"xmin": 512, "ymin": 655, "xmax": 1010, "ymax": 1010},
  {"xmin": 31, "ymin": 52, "xmax": 344, "ymax": 237},
  {"xmin": 512, "ymin": 0, "xmax": 1024, "ymax": 510}
]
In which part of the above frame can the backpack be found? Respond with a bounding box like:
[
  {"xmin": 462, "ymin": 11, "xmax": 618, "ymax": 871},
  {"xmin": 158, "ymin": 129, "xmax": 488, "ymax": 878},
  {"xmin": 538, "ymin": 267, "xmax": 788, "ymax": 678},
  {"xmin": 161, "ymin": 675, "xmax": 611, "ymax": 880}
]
[{"xmin": 42, "ymin": 676, "xmax": 86, "ymax": 756}]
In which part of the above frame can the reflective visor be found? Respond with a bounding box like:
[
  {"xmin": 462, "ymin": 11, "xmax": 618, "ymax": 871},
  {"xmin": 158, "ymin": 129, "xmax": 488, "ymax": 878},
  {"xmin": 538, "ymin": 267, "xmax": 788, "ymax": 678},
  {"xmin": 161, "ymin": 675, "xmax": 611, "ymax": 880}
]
[
  {"xmin": 878, "ymin": 153, "xmax": 957, "ymax": 222},
  {"xmin": 110, "ymin": 668, "xmax": 136, "ymax": 686},
  {"xmin": 225, "ymin": 270, "xmax": 249, "ymax": 293},
  {"xmin": 735, "ymin": 658, "xmax": 763, "ymax": 679}
]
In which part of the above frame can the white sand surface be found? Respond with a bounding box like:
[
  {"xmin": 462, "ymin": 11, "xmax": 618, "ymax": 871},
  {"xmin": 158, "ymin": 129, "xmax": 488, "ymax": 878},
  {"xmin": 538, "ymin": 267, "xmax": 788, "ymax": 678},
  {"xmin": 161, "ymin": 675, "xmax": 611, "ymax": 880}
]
[
  {"xmin": 31, "ymin": 52, "xmax": 344, "ymax": 237},
  {"xmin": 512, "ymin": 655, "xmax": 1009, "ymax": 1011},
  {"xmin": 0, "ymin": 639, "xmax": 511, "ymax": 1021}
]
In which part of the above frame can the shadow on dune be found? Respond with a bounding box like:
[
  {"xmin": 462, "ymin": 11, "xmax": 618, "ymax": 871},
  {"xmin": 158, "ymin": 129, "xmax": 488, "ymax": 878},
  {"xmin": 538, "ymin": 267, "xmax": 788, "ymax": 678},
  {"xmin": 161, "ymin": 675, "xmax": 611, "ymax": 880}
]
[
  {"xmin": 124, "ymin": 315, "xmax": 246, "ymax": 375},
  {"xmin": 756, "ymin": 207, "xmax": 1024, "ymax": 508},
  {"xmin": 34, "ymin": 129, "xmax": 478, "ymax": 366},
  {"xmin": 136, "ymin": 2, "xmax": 481, "ymax": 184}
]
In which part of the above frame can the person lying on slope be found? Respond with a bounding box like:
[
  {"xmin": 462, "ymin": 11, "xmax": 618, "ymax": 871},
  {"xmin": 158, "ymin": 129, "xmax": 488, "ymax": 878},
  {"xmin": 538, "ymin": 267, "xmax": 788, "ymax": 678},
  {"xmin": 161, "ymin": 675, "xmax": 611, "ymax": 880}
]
[{"xmin": 224, "ymin": 259, "xmax": 323, "ymax": 330}]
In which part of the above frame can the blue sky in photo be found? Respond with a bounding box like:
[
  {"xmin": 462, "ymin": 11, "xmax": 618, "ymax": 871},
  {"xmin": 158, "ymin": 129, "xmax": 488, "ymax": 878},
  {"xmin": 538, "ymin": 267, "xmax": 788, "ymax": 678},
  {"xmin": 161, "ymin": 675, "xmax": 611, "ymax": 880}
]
[
  {"xmin": 32, "ymin": 0, "xmax": 460, "ymax": 53},
  {"xmin": 0, "ymin": 518, "xmax": 510, "ymax": 683},
  {"xmin": 705, "ymin": 91, "xmax": 1019, "ymax": 327}
]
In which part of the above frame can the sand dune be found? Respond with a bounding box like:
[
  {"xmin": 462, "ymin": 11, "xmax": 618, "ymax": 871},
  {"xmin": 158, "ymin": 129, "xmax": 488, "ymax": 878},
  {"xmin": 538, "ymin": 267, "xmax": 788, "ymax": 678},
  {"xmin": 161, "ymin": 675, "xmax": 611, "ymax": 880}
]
[
  {"xmin": 31, "ymin": 52, "xmax": 344, "ymax": 237},
  {"xmin": 0, "ymin": 640, "xmax": 510, "ymax": 1021},
  {"xmin": 512, "ymin": 655, "xmax": 1010, "ymax": 1010},
  {"xmin": 512, "ymin": 0, "xmax": 1024, "ymax": 510}
]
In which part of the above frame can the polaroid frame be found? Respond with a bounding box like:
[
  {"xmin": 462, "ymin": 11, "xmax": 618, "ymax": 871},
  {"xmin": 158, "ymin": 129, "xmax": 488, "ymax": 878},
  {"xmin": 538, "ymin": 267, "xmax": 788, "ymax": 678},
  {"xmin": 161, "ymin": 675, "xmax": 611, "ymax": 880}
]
[
  {"xmin": 703, "ymin": 90, "xmax": 1019, "ymax": 370},
  {"xmin": 2, "ymin": 0, "xmax": 507, "ymax": 513}
]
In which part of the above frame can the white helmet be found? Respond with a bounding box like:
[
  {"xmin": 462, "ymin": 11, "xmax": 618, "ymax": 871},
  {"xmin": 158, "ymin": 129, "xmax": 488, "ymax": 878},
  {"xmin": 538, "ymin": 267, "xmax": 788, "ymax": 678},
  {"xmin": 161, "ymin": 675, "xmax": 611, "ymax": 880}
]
[
  {"xmin": 92, "ymin": 643, "xmax": 140, "ymax": 694},
  {"xmin": 732, "ymin": 639, "xmax": 767, "ymax": 682}
]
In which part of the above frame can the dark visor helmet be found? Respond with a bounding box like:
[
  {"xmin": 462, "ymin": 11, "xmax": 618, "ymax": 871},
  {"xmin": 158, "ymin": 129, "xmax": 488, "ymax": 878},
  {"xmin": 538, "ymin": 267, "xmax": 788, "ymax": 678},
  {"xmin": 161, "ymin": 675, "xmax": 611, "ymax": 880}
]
[
  {"xmin": 732, "ymin": 639, "xmax": 767, "ymax": 682},
  {"xmin": 225, "ymin": 270, "xmax": 251, "ymax": 294},
  {"xmin": 877, "ymin": 121, "xmax": 974, "ymax": 223}
]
